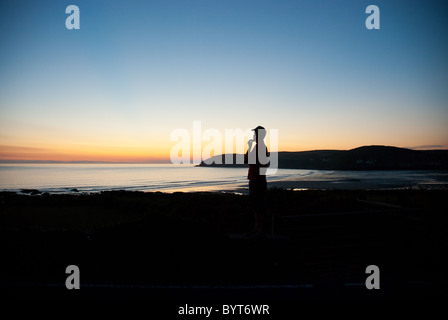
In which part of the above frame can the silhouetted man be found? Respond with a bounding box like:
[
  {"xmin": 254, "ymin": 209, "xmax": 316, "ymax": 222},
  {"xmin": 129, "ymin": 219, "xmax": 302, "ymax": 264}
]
[{"xmin": 244, "ymin": 126, "xmax": 270, "ymax": 235}]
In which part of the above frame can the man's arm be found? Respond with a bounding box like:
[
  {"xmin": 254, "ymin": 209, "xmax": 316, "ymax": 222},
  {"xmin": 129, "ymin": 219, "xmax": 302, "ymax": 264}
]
[{"xmin": 244, "ymin": 140, "xmax": 254, "ymax": 164}]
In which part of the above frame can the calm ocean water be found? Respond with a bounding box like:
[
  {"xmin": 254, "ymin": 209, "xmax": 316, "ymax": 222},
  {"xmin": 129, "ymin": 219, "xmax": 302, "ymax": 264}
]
[
  {"xmin": 0, "ymin": 164, "xmax": 447, "ymax": 194},
  {"xmin": 0, "ymin": 164, "xmax": 314, "ymax": 193}
]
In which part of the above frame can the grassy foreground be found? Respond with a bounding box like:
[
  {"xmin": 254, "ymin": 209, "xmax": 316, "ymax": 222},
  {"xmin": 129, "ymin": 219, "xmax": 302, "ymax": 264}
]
[{"xmin": 2, "ymin": 189, "xmax": 447, "ymax": 299}]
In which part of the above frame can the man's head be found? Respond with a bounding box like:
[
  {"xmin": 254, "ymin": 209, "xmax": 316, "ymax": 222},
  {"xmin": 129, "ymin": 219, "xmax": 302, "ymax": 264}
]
[{"xmin": 252, "ymin": 125, "xmax": 266, "ymax": 142}]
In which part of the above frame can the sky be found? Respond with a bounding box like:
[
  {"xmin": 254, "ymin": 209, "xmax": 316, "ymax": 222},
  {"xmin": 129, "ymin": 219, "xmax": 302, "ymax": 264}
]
[{"xmin": 0, "ymin": 0, "xmax": 447, "ymax": 162}]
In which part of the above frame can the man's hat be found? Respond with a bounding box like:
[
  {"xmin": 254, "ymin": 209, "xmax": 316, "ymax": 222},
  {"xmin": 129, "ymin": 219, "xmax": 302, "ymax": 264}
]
[{"xmin": 252, "ymin": 125, "xmax": 265, "ymax": 132}]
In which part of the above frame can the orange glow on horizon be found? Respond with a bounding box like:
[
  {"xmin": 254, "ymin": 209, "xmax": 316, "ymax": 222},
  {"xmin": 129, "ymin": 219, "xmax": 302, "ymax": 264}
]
[
  {"xmin": 0, "ymin": 144, "xmax": 170, "ymax": 163},
  {"xmin": 2, "ymin": 137, "xmax": 447, "ymax": 163}
]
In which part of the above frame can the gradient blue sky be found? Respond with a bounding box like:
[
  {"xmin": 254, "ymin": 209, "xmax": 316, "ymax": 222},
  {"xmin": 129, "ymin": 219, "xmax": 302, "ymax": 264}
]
[{"xmin": 0, "ymin": 0, "xmax": 447, "ymax": 161}]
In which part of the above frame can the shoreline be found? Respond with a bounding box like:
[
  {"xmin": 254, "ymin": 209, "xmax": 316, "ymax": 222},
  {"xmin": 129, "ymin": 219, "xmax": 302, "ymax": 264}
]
[
  {"xmin": 6, "ymin": 178, "xmax": 448, "ymax": 196},
  {"xmin": 2, "ymin": 165, "xmax": 448, "ymax": 195}
]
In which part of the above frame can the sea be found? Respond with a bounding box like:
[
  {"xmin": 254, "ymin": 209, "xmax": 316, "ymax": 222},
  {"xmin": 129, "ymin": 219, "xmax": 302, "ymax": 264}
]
[{"xmin": 0, "ymin": 164, "xmax": 447, "ymax": 194}]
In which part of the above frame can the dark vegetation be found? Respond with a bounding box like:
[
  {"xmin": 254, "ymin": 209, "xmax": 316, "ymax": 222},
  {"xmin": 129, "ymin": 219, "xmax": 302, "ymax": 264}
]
[{"xmin": 2, "ymin": 189, "xmax": 447, "ymax": 299}]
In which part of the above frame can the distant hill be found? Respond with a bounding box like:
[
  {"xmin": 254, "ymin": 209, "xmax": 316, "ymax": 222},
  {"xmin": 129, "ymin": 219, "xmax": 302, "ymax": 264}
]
[{"xmin": 198, "ymin": 146, "xmax": 448, "ymax": 170}]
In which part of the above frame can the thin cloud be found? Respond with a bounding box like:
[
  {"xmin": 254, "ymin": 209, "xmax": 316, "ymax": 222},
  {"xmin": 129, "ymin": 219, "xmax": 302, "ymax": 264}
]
[
  {"xmin": 408, "ymin": 145, "xmax": 446, "ymax": 150},
  {"xmin": 0, "ymin": 145, "xmax": 50, "ymax": 153},
  {"xmin": 0, "ymin": 145, "xmax": 55, "ymax": 160}
]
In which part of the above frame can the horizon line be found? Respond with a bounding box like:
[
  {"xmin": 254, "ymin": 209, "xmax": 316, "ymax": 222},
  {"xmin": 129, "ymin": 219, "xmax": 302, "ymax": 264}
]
[{"xmin": 1, "ymin": 145, "xmax": 447, "ymax": 164}]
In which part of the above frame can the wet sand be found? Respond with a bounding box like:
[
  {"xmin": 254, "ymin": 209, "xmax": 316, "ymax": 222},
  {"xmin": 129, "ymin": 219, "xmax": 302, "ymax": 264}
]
[{"xmin": 265, "ymin": 170, "xmax": 448, "ymax": 191}]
